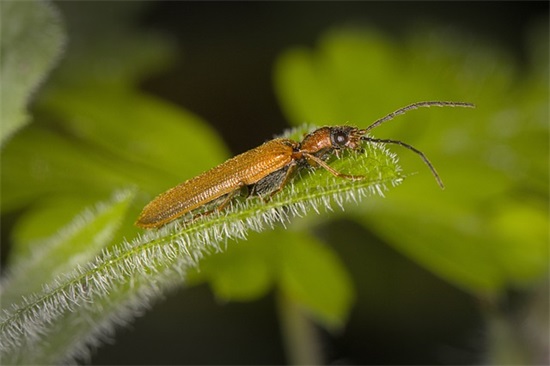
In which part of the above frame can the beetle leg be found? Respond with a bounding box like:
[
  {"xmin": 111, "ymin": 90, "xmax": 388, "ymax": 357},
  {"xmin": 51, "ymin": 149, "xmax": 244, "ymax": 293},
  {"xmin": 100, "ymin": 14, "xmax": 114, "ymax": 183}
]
[
  {"xmin": 186, "ymin": 183, "xmax": 247, "ymax": 225},
  {"xmin": 267, "ymin": 163, "xmax": 298, "ymax": 198},
  {"xmin": 216, "ymin": 183, "xmax": 247, "ymax": 212},
  {"xmin": 304, "ymin": 153, "xmax": 365, "ymax": 181},
  {"xmin": 260, "ymin": 164, "xmax": 299, "ymax": 202}
]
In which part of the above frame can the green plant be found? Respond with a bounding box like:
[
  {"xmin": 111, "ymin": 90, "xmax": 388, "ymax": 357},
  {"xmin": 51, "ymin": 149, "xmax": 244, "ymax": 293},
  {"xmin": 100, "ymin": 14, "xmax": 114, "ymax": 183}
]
[{"xmin": 1, "ymin": 2, "xmax": 547, "ymax": 364}]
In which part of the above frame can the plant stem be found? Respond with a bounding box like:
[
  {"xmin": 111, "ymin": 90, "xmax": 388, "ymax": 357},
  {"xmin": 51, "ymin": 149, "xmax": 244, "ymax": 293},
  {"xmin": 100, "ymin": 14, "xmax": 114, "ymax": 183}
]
[{"xmin": 277, "ymin": 291, "xmax": 323, "ymax": 365}]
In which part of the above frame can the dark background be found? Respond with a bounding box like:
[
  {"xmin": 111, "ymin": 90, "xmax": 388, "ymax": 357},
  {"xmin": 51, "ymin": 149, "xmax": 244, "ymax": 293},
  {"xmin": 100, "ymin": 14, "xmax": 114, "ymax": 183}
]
[{"xmin": 55, "ymin": 1, "xmax": 547, "ymax": 365}]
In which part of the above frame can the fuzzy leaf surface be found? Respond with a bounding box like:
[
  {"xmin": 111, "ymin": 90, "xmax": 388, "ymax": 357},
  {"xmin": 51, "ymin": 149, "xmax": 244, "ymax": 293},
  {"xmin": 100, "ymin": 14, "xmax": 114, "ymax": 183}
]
[{"xmin": 0, "ymin": 128, "xmax": 401, "ymax": 363}]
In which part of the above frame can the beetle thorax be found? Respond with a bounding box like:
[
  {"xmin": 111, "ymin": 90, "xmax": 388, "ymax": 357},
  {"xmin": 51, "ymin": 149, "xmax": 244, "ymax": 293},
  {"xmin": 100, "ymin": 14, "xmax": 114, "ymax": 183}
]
[{"xmin": 299, "ymin": 127, "xmax": 334, "ymax": 155}]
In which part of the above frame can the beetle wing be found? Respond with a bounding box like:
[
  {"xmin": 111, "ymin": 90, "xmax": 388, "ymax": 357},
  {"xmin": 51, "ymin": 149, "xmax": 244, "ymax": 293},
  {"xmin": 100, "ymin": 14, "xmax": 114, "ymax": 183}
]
[{"xmin": 136, "ymin": 138, "xmax": 297, "ymax": 228}]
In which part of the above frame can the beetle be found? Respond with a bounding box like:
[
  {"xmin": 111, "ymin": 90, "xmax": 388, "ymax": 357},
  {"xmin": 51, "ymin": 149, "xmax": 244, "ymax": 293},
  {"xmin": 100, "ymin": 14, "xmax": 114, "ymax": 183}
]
[{"xmin": 135, "ymin": 101, "xmax": 474, "ymax": 229}]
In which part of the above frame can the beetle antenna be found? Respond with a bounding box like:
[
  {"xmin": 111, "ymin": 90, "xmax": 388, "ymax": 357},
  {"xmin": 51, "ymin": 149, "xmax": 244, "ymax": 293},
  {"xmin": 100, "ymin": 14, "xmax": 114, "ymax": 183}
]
[
  {"xmin": 363, "ymin": 101, "xmax": 475, "ymax": 133},
  {"xmin": 363, "ymin": 137, "xmax": 445, "ymax": 189},
  {"xmin": 358, "ymin": 101, "xmax": 474, "ymax": 188}
]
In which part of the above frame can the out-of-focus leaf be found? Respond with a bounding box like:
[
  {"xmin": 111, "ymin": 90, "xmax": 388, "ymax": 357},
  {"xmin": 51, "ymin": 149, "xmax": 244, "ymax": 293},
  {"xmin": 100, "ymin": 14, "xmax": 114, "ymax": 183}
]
[
  {"xmin": 51, "ymin": 2, "xmax": 171, "ymax": 90},
  {"xmin": 1, "ymin": 189, "xmax": 135, "ymax": 305},
  {"xmin": 0, "ymin": 2, "xmax": 230, "ymax": 306},
  {"xmin": 275, "ymin": 28, "xmax": 549, "ymax": 295},
  {"xmin": 1, "ymin": 126, "xmax": 130, "ymax": 213},
  {"xmin": 37, "ymin": 88, "xmax": 228, "ymax": 186},
  {"xmin": 1, "ymin": 90, "xmax": 229, "ymax": 262},
  {"xmin": 10, "ymin": 196, "xmax": 103, "ymax": 259},
  {"xmin": 277, "ymin": 230, "xmax": 355, "ymax": 329},
  {"xmin": 0, "ymin": 0, "xmax": 65, "ymax": 145},
  {"xmin": 191, "ymin": 228, "xmax": 355, "ymax": 328},
  {"xmin": 189, "ymin": 232, "xmax": 276, "ymax": 301},
  {"xmin": 488, "ymin": 198, "xmax": 549, "ymax": 283}
]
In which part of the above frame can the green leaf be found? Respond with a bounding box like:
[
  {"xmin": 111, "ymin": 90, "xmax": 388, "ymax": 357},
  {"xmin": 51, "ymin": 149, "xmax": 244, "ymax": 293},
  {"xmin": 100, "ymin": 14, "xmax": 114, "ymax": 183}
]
[
  {"xmin": 0, "ymin": 0, "xmax": 66, "ymax": 145},
  {"xmin": 1, "ymin": 189, "xmax": 135, "ymax": 309},
  {"xmin": 38, "ymin": 87, "xmax": 229, "ymax": 187},
  {"xmin": 191, "ymin": 232, "xmax": 275, "ymax": 301},
  {"xmin": 277, "ymin": 230, "xmax": 354, "ymax": 329},
  {"xmin": 0, "ymin": 124, "xmax": 401, "ymax": 363},
  {"xmin": 274, "ymin": 28, "xmax": 549, "ymax": 295},
  {"xmin": 487, "ymin": 198, "xmax": 549, "ymax": 283},
  {"xmin": 1, "ymin": 91, "xmax": 228, "ymax": 212},
  {"xmin": 50, "ymin": 2, "xmax": 172, "ymax": 91},
  {"xmin": 0, "ymin": 125, "xmax": 131, "ymax": 213},
  {"xmin": 189, "ymin": 228, "xmax": 354, "ymax": 328},
  {"xmin": 10, "ymin": 195, "xmax": 106, "ymax": 262}
]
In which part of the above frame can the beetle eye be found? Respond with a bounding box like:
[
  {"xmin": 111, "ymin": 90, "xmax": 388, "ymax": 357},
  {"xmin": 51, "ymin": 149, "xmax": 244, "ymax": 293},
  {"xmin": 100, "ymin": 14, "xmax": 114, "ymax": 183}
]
[{"xmin": 333, "ymin": 131, "xmax": 348, "ymax": 146}]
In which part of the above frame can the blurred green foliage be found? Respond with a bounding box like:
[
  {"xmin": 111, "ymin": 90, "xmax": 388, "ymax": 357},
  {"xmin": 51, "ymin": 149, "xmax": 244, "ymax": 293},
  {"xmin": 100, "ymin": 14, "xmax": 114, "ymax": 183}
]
[
  {"xmin": 189, "ymin": 228, "xmax": 354, "ymax": 328},
  {"xmin": 0, "ymin": 1, "xmax": 548, "ymax": 364},
  {"xmin": 1, "ymin": 189, "xmax": 135, "ymax": 313},
  {"xmin": 0, "ymin": 0, "xmax": 66, "ymax": 145},
  {"xmin": 1, "ymin": 3, "xmax": 228, "ymax": 254},
  {"xmin": 274, "ymin": 27, "xmax": 549, "ymax": 295}
]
